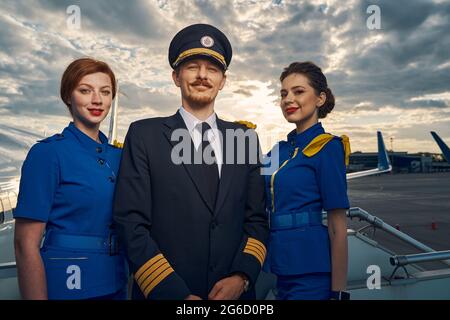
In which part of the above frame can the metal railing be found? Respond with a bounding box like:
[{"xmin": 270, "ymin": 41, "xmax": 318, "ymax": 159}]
[
  {"xmin": 347, "ymin": 207, "xmax": 450, "ymax": 267},
  {"xmin": 390, "ymin": 250, "xmax": 450, "ymax": 267},
  {"xmin": 0, "ymin": 176, "xmax": 19, "ymax": 193},
  {"xmin": 0, "ymin": 262, "xmax": 17, "ymax": 279}
]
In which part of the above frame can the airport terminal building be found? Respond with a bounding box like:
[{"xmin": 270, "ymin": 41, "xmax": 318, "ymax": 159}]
[{"xmin": 349, "ymin": 151, "xmax": 450, "ymax": 173}]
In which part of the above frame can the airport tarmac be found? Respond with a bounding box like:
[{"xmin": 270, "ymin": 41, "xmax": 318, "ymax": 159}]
[{"xmin": 347, "ymin": 171, "xmax": 450, "ymax": 269}]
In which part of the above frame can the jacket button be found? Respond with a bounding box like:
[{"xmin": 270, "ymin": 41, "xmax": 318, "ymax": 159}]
[
  {"xmin": 108, "ymin": 176, "xmax": 115, "ymax": 183},
  {"xmin": 98, "ymin": 158, "xmax": 105, "ymax": 165},
  {"xmin": 96, "ymin": 147, "xmax": 103, "ymax": 153}
]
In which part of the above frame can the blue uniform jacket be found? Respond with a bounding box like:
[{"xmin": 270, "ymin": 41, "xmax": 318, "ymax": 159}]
[
  {"xmin": 14, "ymin": 122, "xmax": 128, "ymax": 299},
  {"xmin": 263, "ymin": 122, "xmax": 349, "ymax": 275}
]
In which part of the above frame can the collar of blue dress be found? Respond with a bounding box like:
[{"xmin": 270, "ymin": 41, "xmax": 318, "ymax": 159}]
[
  {"xmin": 64, "ymin": 122, "xmax": 109, "ymax": 155},
  {"xmin": 287, "ymin": 122, "xmax": 325, "ymax": 150}
]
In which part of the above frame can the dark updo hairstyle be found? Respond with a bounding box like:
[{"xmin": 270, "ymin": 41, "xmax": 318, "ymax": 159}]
[{"xmin": 280, "ymin": 61, "xmax": 335, "ymax": 119}]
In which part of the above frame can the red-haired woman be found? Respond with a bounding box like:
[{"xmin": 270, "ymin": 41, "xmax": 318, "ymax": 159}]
[{"xmin": 14, "ymin": 58, "xmax": 128, "ymax": 300}]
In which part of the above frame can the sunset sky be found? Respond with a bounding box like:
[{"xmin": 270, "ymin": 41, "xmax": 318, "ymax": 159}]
[{"xmin": 1, "ymin": 0, "xmax": 450, "ymax": 175}]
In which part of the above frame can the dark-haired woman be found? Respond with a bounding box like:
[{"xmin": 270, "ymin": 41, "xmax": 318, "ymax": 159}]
[
  {"xmin": 264, "ymin": 61, "xmax": 350, "ymax": 300},
  {"xmin": 14, "ymin": 58, "xmax": 128, "ymax": 300}
]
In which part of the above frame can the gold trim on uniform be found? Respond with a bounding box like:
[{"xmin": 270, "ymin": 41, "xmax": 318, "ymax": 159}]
[
  {"xmin": 340, "ymin": 135, "xmax": 351, "ymax": 166},
  {"xmin": 243, "ymin": 237, "xmax": 267, "ymax": 266},
  {"xmin": 134, "ymin": 253, "xmax": 175, "ymax": 298},
  {"xmin": 142, "ymin": 266, "xmax": 174, "ymax": 298},
  {"xmin": 113, "ymin": 139, "xmax": 124, "ymax": 149},
  {"xmin": 173, "ymin": 48, "xmax": 226, "ymax": 68},
  {"xmin": 234, "ymin": 120, "xmax": 257, "ymax": 129},
  {"xmin": 302, "ymin": 133, "xmax": 351, "ymax": 166},
  {"xmin": 270, "ymin": 147, "xmax": 299, "ymax": 212}
]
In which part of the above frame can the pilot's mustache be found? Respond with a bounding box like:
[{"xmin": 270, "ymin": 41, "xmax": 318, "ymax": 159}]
[{"xmin": 191, "ymin": 80, "xmax": 212, "ymax": 88}]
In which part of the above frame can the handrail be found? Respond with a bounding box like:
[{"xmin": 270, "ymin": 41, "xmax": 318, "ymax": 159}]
[
  {"xmin": 0, "ymin": 176, "xmax": 20, "ymax": 193},
  {"xmin": 390, "ymin": 250, "xmax": 450, "ymax": 267},
  {"xmin": 347, "ymin": 207, "xmax": 450, "ymax": 267},
  {"xmin": 0, "ymin": 262, "xmax": 16, "ymax": 270},
  {"xmin": 0, "ymin": 262, "xmax": 17, "ymax": 279},
  {"xmin": 0, "ymin": 192, "xmax": 17, "ymax": 213}
]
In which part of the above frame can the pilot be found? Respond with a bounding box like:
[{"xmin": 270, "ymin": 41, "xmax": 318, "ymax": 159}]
[
  {"xmin": 113, "ymin": 24, "xmax": 269, "ymax": 300},
  {"xmin": 263, "ymin": 61, "xmax": 351, "ymax": 300},
  {"xmin": 13, "ymin": 58, "xmax": 128, "ymax": 300}
]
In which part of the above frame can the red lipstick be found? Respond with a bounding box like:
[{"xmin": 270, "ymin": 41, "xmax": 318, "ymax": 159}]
[
  {"xmin": 88, "ymin": 109, "xmax": 103, "ymax": 116},
  {"xmin": 286, "ymin": 107, "xmax": 298, "ymax": 114}
]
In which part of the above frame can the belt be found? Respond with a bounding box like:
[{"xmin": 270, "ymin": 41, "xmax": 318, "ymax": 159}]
[
  {"xmin": 270, "ymin": 210, "xmax": 323, "ymax": 230},
  {"xmin": 43, "ymin": 230, "xmax": 121, "ymax": 256}
]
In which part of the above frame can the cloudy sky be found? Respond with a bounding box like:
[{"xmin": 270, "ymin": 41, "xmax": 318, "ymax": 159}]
[{"xmin": 1, "ymin": 0, "xmax": 450, "ymax": 175}]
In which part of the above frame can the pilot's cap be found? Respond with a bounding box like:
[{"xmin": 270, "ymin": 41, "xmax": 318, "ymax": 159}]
[{"xmin": 168, "ymin": 23, "xmax": 232, "ymax": 71}]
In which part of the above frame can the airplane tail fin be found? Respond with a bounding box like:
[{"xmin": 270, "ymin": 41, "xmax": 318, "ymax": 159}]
[
  {"xmin": 377, "ymin": 131, "xmax": 391, "ymax": 170},
  {"xmin": 431, "ymin": 131, "xmax": 450, "ymax": 163}
]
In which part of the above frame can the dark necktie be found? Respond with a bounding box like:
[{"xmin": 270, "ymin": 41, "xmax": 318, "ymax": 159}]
[{"xmin": 200, "ymin": 122, "xmax": 219, "ymax": 208}]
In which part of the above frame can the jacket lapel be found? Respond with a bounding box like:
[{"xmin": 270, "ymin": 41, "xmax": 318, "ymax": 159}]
[
  {"xmin": 213, "ymin": 117, "xmax": 235, "ymax": 215},
  {"xmin": 162, "ymin": 111, "xmax": 215, "ymax": 213}
]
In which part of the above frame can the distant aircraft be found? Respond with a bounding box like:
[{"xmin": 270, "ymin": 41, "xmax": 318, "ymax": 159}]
[
  {"xmin": 431, "ymin": 131, "xmax": 450, "ymax": 164},
  {"xmin": 347, "ymin": 131, "xmax": 392, "ymax": 179}
]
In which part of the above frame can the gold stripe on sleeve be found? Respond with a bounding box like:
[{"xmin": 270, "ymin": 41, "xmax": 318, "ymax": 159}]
[
  {"xmin": 142, "ymin": 266, "xmax": 175, "ymax": 298},
  {"xmin": 243, "ymin": 248, "xmax": 264, "ymax": 266}
]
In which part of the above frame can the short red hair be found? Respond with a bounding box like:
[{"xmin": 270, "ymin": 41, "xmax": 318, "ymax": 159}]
[{"xmin": 60, "ymin": 57, "xmax": 116, "ymax": 109}]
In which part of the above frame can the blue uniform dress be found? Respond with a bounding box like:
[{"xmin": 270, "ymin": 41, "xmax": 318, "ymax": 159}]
[
  {"xmin": 14, "ymin": 122, "xmax": 128, "ymax": 300},
  {"xmin": 263, "ymin": 122, "xmax": 349, "ymax": 300}
]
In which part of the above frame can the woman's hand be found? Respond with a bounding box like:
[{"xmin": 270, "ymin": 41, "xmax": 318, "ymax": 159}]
[{"xmin": 14, "ymin": 218, "xmax": 48, "ymax": 300}]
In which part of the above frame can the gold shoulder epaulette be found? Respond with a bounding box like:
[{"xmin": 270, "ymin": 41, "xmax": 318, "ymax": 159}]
[
  {"xmin": 341, "ymin": 135, "xmax": 351, "ymax": 166},
  {"xmin": 302, "ymin": 134, "xmax": 351, "ymax": 166},
  {"xmin": 113, "ymin": 139, "xmax": 124, "ymax": 149},
  {"xmin": 234, "ymin": 120, "xmax": 257, "ymax": 129}
]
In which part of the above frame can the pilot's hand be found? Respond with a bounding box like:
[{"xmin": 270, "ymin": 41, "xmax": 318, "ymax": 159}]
[
  {"xmin": 185, "ymin": 294, "xmax": 202, "ymax": 300},
  {"xmin": 208, "ymin": 275, "xmax": 245, "ymax": 300}
]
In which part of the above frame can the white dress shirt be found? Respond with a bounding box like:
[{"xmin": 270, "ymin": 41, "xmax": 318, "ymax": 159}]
[{"xmin": 179, "ymin": 106, "xmax": 223, "ymax": 177}]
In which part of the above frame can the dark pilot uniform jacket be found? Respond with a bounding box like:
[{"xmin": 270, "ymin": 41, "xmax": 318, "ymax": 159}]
[{"xmin": 113, "ymin": 110, "xmax": 269, "ymax": 300}]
